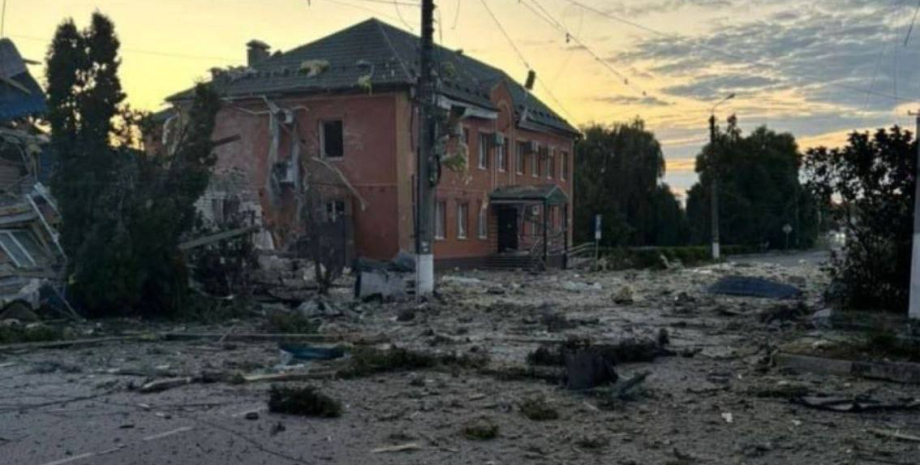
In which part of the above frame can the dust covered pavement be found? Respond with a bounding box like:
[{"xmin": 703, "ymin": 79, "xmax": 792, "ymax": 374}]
[{"xmin": 2, "ymin": 253, "xmax": 920, "ymax": 465}]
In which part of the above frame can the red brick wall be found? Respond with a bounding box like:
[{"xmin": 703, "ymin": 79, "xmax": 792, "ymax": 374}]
[
  {"xmin": 432, "ymin": 82, "xmax": 575, "ymax": 260},
  {"xmin": 209, "ymin": 92, "xmax": 403, "ymax": 260},
  {"xmin": 207, "ymin": 85, "xmax": 575, "ymax": 263}
]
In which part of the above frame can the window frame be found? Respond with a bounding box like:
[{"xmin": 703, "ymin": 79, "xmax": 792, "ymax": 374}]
[
  {"xmin": 561, "ymin": 150, "xmax": 569, "ymax": 181},
  {"xmin": 478, "ymin": 133, "xmax": 489, "ymax": 170},
  {"xmin": 457, "ymin": 203, "xmax": 468, "ymax": 239},
  {"xmin": 495, "ymin": 134, "xmax": 506, "ymax": 172},
  {"xmin": 547, "ymin": 149, "xmax": 555, "ymax": 179},
  {"xmin": 530, "ymin": 142, "xmax": 539, "ymax": 177},
  {"xmin": 478, "ymin": 204, "xmax": 488, "ymax": 239},
  {"xmin": 0, "ymin": 230, "xmax": 38, "ymax": 268},
  {"xmin": 319, "ymin": 119, "xmax": 345, "ymax": 159},
  {"xmin": 325, "ymin": 200, "xmax": 346, "ymax": 223},
  {"xmin": 515, "ymin": 141, "xmax": 525, "ymax": 174},
  {"xmin": 435, "ymin": 201, "xmax": 447, "ymax": 240}
]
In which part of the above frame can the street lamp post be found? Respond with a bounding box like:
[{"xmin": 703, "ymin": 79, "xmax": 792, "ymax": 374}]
[{"xmin": 709, "ymin": 93, "xmax": 735, "ymax": 261}]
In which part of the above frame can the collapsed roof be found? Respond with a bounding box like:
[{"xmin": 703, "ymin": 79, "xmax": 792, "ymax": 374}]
[
  {"xmin": 169, "ymin": 18, "xmax": 578, "ymax": 137},
  {"xmin": 0, "ymin": 39, "xmax": 46, "ymax": 122}
]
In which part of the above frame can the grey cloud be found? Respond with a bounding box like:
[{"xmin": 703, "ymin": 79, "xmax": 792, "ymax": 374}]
[
  {"xmin": 595, "ymin": 94, "xmax": 674, "ymax": 106},
  {"xmin": 613, "ymin": 2, "xmax": 920, "ymax": 112}
]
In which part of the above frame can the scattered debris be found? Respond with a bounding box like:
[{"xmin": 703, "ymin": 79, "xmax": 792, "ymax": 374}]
[
  {"xmin": 869, "ymin": 428, "xmax": 920, "ymax": 443},
  {"xmin": 612, "ymin": 285, "xmax": 635, "ymax": 305},
  {"xmin": 793, "ymin": 395, "xmax": 920, "ymax": 413},
  {"xmin": 268, "ymin": 385, "xmax": 342, "ymax": 418},
  {"xmin": 462, "ymin": 417, "xmax": 498, "ymax": 440},
  {"xmin": 519, "ymin": 396, "xmax": 559, "ymax": 421},
  {"xmin": 278, "ymin": 344, "xmax": 345, "ymax": 363},
  {"xmin": 708, "ymin": 276, "xmax": 802, "ymax": 299},
  {"xmin": 244, "ymin": 411, "xmax": 259, "ymax": 420},
  {"xmin": 139, "ymin": 377, "xmax": 195, "ymax": 394},
  {"xmin": 371, "ymin": 443, "xmax": 422, "ymax": 453},
  {"xmin": 759, "ymin": 301, "xmax": 810, "ymax": 325},
  {"xmin": 564, "ymin": 349, "xmax": 618, "ymax": 390},
  {"xmin": 721, "ymin": 412, "xmax": 734, "ymax": 424},
  {"xmin": 574, "ymin": 434, "xmax": 609, "ymax": 450}
]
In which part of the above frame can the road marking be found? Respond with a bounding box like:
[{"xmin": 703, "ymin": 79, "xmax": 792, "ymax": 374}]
[{"xmin": 142, "ymin": 426, "xmax": 194, "ymax": 441}]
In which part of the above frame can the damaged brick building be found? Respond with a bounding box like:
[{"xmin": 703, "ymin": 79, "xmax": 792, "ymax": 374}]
[{"xmin": 166, "ymin": 18, "xmax": 578, "ymax": 269}]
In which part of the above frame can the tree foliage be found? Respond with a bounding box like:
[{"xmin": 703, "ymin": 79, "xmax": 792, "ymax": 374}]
[
  {"xmin": 46, "ymin": 13, "xmax": 220, "ymax": 317},
  {"xmin": 804, "ymin": 126, "xmax": 916, "ymax": 312},
  {"xmin": 574, "ymin": 118, "xmax": 687, "ymax": 246},
  {"xmin": 686, "ymin": 117, "xmax": 818, "ymax": 249}
]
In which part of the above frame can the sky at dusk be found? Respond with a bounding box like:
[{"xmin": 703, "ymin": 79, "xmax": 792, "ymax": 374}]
[{"xmin": 8, "ymin": 0, "xmax": 920, "ymax": 198}]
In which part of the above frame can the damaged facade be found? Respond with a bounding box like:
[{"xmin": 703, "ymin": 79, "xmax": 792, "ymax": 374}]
[
  {"xmin": 0, "ymin": 39, "xmax": 67, "ymax": 319},
  {"xmin": 166, "ymin": 19, "xmax": 579, "ymax": 269}
]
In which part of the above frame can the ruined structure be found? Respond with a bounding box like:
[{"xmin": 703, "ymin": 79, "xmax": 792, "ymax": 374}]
[{"xmin": 166, "ymin": 19, "xmax": 578, "ymax": 269}]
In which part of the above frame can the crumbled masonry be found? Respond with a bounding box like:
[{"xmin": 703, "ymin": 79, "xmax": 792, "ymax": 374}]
[{"xmin": 5, "ymin": 252, "xmax": 920, "ymax": 464}]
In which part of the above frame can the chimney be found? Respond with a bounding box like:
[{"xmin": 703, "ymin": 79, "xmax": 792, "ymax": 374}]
[{"xmin": 246, "ymin": 40, "xmax": 271, "ymax": 67}]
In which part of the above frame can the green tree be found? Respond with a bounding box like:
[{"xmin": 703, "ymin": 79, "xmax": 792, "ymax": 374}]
[
  {"xmin": 686, "ymin": 117, "xmax": 818, "ymax": 249},
  {"xmin": 574, "ymin": 118, "xmax": 687, "ymax": 246},
  {"xmin": 804, "ymin": 127, "xmax": 915, "ymax": 312},
  {"xmin": 46, "ymin": 13, "xmax": 220, "ymax": 316}
]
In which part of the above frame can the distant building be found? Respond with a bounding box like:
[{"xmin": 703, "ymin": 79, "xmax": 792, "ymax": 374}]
[{"xmin": 167, "ymin": 19, "xmax": 578, "ymax": 269}]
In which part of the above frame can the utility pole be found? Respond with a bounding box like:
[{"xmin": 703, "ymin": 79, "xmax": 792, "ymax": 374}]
[
  {"xmin": 709, "ymin": 114, "xmax": 720, "ymax": 261},
  {"xmin": 709, "ymin": 93, "xmax": 734, "ymax": 261},
  {"xmin": 415, "ymin": 0, "xmax": 436, "ymax": 296},
  {"xmin": 909, "ymin": 110, "xmax": 920, "ymax": 319}
]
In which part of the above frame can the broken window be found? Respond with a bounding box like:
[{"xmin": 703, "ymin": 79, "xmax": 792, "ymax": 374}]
[
  {"xmin": 435, "ymin": 200, "xmax": 446, "ymax": 239},
  {"xmin": 0, "ymin": 230, "xmax": 39, "ymax": 268},
  {"xmin": 478, "ymin": 203, "xmax": 488, "ymax": 239},
  {"xmin": 321, "ymin": 120, "xmax": 344, "ymax": 158},
  {"xmin": 516, "ymin": 142, "xmax": 525, "ymax": 174},
  {"xmin": 478, "ymin": 133, "xmax": 489, "ymax": 170},
  {"xmin": 457, "ymin": 203, "xmax": 468, "ymax": 239},
  {"xmin": 325, "ymin": 200, "xmax": 346, "ymax": 222}
]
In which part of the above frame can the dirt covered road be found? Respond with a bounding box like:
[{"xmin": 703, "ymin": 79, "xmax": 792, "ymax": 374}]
[{"xmin": 2, "ymin": 253, "xmax": 919, "ymax": 465}]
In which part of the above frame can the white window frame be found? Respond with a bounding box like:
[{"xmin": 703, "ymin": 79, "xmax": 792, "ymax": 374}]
[
  {"xmin": 547, "ymin": 149, "xmax": 555, "ymax": 180},
  {"xmin": 530, "ymin": 143, "xmax": 539, "ymax": 177},
  {"xmin": 0, "ymin": 230, "xmax": 38, "ymax": 268},
  {"xmin": 457, "ymin": 203, "xmax": 468, "ymax": 239},
  {"xmin": 496, "ymin": 134, "xmax": 506, "ymax": 172},
  {"xmin": 478, "ymin": 133, "xmax": 489, "ymax": 170},
  {"xmin": 435, "ymin": 201, "xmax": 446, "ymax": 240},
  {"xmin": 478, "ymin": 205, "xmax": 488, "ymax": 239},
  {"xmin": 515, "ymin": 142, "xmax": 525, "ymax": 174},
  {"xmin": 325, "ymin": 200, "xmax": 345, "ymax": 222},
  {"xmin": 319, "ymin": 119, "xmax": 344, "ymax": 159}
]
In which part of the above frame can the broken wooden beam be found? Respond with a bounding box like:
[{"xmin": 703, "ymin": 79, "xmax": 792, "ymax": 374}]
[{"xmin": 179, "ymin": 225, "xmax": 259, "ymax": 251}]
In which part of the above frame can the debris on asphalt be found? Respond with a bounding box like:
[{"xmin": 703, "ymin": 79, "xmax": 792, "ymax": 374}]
[
  {"xmin": 708, "ymin": 276, "xmax": 803, "ymax": 300},
  {"xmin": 268, "ymin": 385, "xmax": 342, "ymax": 418}
]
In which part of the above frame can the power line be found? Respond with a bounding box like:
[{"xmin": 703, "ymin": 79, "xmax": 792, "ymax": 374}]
[
  {"xmin": 477, "ymin": 0, "xmax": 530, "ymax": 70},
  {"xmin": 905, "ymin": 0, "xmax": 920, "ymax": 46},
  {"xmin": 562, "ymin": 0, "xmax": 919, "ymax": 105},
  {"xmin": 519, "ymin": 0, "xmax": 645, "ymax": 96},
  {"xmin": 10, "ymin": 34, "xmax": 239, "ymax": 62},
  {"xmin": 475, "ymin": 0, "xmax": 574, "ymax": 121}
]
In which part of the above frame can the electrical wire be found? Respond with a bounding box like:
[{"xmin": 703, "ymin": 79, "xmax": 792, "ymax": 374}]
[
  {"xmin": 476, "ymin": 0, "xmax": 574, "ymax": 121},
  {"xmin": 561, "ymin": 0, "xmax": 919, "ymax": 104}
]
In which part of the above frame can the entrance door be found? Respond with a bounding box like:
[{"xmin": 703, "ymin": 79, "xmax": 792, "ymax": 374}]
[{"xmin": 497, "ymin": 206, "xmax": 518, "ymax": 253}]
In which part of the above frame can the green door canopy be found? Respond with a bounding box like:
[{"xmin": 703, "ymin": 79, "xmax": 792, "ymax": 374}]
[{"xmin": 490, "ymin": 184, "xmax": 568, "ymax": 206}]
